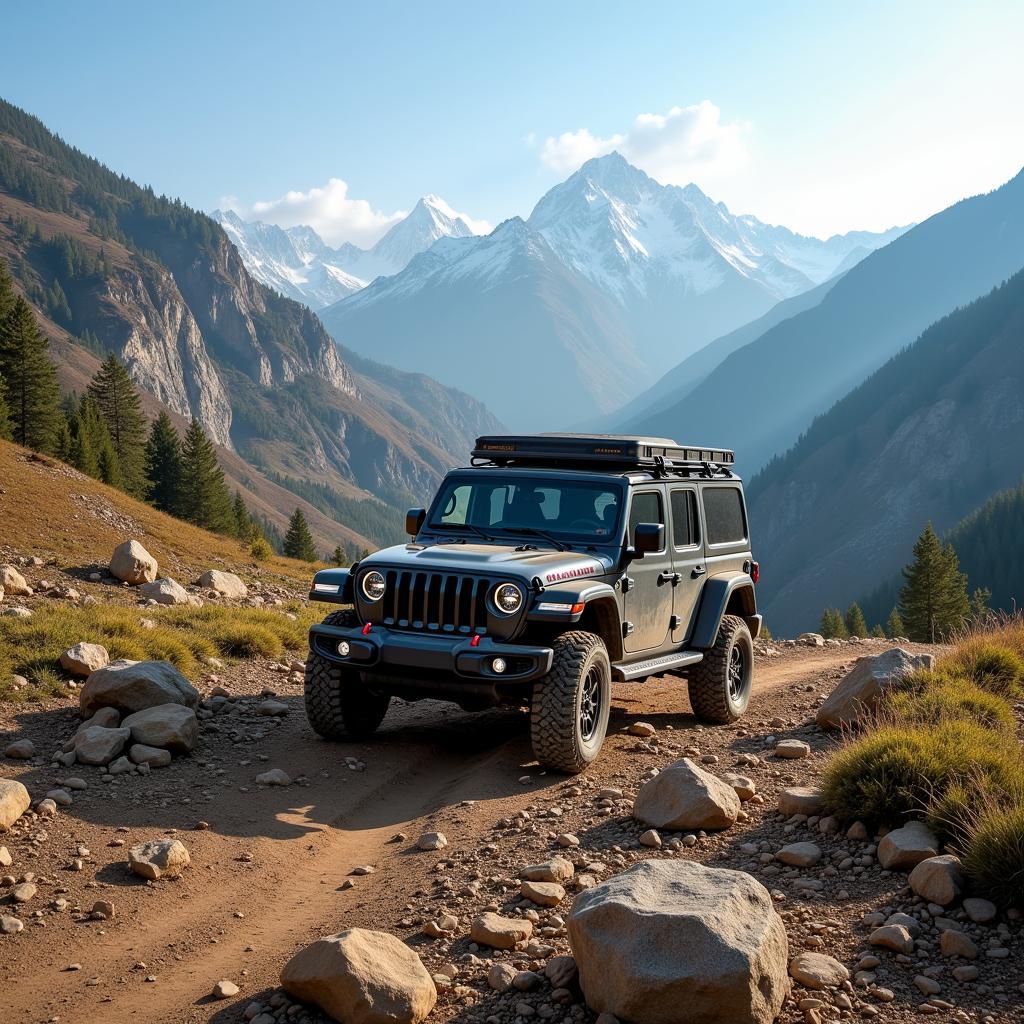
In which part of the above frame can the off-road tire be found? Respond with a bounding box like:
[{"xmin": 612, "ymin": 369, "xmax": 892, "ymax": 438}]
[
  {"xmin": 530, "ymin": 631, "xmax": 611, "ymax": 774},
  {"xmin": 304, "ymin": 610, "xmax": 390, "ymax": 740},
  {"xmin": 687, "ymin": 613, "xmax": 753, "ymax": 723}
]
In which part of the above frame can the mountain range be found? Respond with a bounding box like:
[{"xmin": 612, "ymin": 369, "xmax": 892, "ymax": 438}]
[
  {"xmin": 215, "ymin": 195, "xmax": 484, "ymax": 309},
  {"xmin": 314, "ymin": 153, "xmax": 905, "ymax": 425},
  {"xmin": 0, "ymin": 98, "xmax": 499, "ymax": 554}
]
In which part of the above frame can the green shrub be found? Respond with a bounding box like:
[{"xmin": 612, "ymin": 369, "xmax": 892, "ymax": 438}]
[
  {"xmin": 939, "ymin": 642, "xmax": 1024, "ymax": 697},
  {"xmin": 821, "ymin": 720, "xmax": 1024, "ymax": 836},
  {"xmin": 962, "ymin": 803, "xmax": 1024, "ymax": 907},
  {"xmin": 210, "ymin": 622, "xmax": 283, "ymax": 658},
  {"xmin": 250, "ymin": 536, "xmax": 272, "ymax": 561},
  {"xmin": 885, "ymin": 675, "xmax": 1015, "ymax": 732}
]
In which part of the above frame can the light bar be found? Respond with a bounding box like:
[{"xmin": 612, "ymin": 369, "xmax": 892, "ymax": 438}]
[{"xmin": 313, "ymin": 582, "xmax": 340, "ymax": 593}]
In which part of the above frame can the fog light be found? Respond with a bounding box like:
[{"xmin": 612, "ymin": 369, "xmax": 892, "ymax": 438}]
[
  {"xmin": 337, "ymin": 641, "xmax": 350, "ymax": 656},
  {"xmin": 492, "ymin": 657, "xmax": 507, "ymax": 674}
]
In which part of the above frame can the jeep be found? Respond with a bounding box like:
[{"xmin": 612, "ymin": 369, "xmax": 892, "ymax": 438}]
[{"xmin": 304, "ymin": 434, "xmax": 761, "ymax": 773}]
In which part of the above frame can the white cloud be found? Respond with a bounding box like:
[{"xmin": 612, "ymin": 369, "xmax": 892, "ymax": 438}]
[
  {"xmin": 221, "ymin": 178, "xmax": 406, "ymax": 248},
  {"xmin": 539, "ymin": 101, "xmax": 749, "ymax": 185}
]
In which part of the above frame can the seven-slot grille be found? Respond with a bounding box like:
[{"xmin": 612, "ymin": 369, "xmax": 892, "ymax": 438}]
[{"xmin": 378, "ymin": 569, "xmax": 493, "ymax": 633}]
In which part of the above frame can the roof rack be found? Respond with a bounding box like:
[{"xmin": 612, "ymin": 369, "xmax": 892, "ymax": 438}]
[{"xmin": 471, "ymin": 434, "xmax": 735, "ymax": 477}]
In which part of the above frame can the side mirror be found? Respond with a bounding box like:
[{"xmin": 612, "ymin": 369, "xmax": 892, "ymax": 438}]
[
  {"xmin": 633, "ymin": 522, "xmax": 664, "ymax": 556},
  {"xmin": 405, "ymin": 507, "xmax": 426, "ymax": 536}
]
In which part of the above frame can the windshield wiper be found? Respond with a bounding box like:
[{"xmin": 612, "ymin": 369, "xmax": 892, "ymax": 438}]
[
  {"xmin": 495, "ymin": 526, "xmax": 569, "ymax": 551},
  {"xmin": 428, "ymin": 522, "xmax": 497, "ymax": 542}
]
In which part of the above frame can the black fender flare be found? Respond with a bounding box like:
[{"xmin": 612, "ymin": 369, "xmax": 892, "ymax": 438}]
[
  {"xmin": 691, "ymin": 573, "xmax": 759, "ymax": 648},
  {"xmin": 309, "ymin": 567, "xmax": 354, "ymax": 604}
]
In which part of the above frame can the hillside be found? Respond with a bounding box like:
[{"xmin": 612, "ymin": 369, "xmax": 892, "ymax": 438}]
[
  {"xmin": 0, "ymin": 99, "xmax": 499, "ymax": 546},
  {"xmin": 624, "ymin": 166, "xmax": 1024, "ymax": 472},
  {"xmin": 747, "ymin": 269, "xmax": 1024, "ymax": 635}
]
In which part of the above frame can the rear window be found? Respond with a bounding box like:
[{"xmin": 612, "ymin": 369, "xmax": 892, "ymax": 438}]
[{"xmin": 702, "ymin": 487, "xmax": 747, "ymax": 545}]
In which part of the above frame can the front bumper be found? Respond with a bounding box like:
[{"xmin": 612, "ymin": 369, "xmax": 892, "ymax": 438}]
[{"xmin": 308, "ymin": 622, "xmax": 554, "ymax": 688}]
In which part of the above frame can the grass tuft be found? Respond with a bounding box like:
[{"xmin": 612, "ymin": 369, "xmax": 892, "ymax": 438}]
[
  {"xmin": 885, "ymin": 674, "xmax": 1016, "ymax": 732},
  {"xmin": 962, "ymin": 803, "xmax": 1024, "ymax": 907}
]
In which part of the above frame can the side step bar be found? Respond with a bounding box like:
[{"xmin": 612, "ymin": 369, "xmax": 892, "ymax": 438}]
[{"xmin": 613, "ymin": 650, "xmax": 704, "ymax": 682}]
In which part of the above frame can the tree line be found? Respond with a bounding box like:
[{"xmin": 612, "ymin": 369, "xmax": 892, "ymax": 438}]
[
  {"xmin": 819, "ymin": 522, "xmax": 990, "ymax": 643},
  {"xmin": 0, "ymin": 258, "xmax": 332, "ymax": 564}
]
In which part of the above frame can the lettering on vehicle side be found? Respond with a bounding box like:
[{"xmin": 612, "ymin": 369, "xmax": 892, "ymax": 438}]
[{"xmin": 544, "ymin": 564, "xmax": 599, "ymax": 583}]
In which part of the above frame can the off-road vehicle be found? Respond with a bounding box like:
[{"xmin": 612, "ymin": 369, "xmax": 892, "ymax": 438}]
[{"xmin": 305, "ymin": 435, "xmax": 761, "ymax": 773}]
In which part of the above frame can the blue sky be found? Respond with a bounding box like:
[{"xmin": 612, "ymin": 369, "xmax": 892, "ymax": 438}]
[{"xmin": 3, "ymin": 1, "xmax": 1022, "ymax": 245}]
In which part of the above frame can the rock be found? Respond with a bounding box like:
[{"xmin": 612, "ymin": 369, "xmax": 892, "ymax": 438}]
[
  {"xmin": 776, "ymin": 842, "xmax": 822, "ymax": 868},
  {"xmin": 109, "ymin": 540, "xmax": 158, "ymax": 585},
  {"xmin": 213, "ymin": 979, "xmax": 240, "ymax": 999},
  {"xmin": 632, "ymin": 758, "xmax": 740, "ymax": 831},
  {"xmin": 76, "ymin": 707, "xmax": 121, "ymax": 732},
  {"xmin": 471, "ymin": 913, "xmax": 534, "ymax": 949},
  {"xmin": 877, "ymin": 821, "xmax": 940, "ymax": 871},
  {"xmin": 940, "ymin": 929, "xmax": 978, "ymax": 959},
  {"xmin": 257, "ymin": 699, "xmax": 288, "ymax": 716},
  {"xmin": 868, "ymin": 925, "xmax": 914, "ymax": 954},
  {"xmin": 962, "ymin": 897, "xmax": 997, "ymax": 924},
  {"xmin": 128, "ymin": 839, "xmax": 191, "ymax": 880},
  {"xmin": 774, "ymin": 739, "xmax": 811, "ymax": 759},
  {"xmin": 522, "ymin": 857, "xmax": 574, "ymax": 883},
  {"xmin": 417, "ymin": 832, "xmax": 447, "ymax": 851},
  {"xmin": 797, "ymin": 632, "xmax": 825, "ymax": 646},
  {"xmin": 129, "ymin": 743, "xmax": 172, "ymax": 767},
  {"xmin": 255, "ymin": 768, "xmax": 291, "ymax": 786},
  {"xmin": 908, "ymin": 855, "xmax": 965, "ymax": 906},
  {"xmin": 12, "ymin": 882, "xmax": 36, "ymax": 902},
  {"xmin": 789, "ymin": 952, "xmax": 849, "ymax": 989},
  {"xmin": 80, "ymin": 659, "xmax": 199, "ymax": 715},
  {"xmin": 488, "ymin": 962, "xmax": 518, "ymax": 992},
  {"xmin": 0, "ymin": 846, "xmax": 10, "ymax": 866},
  {"xmin": 198, "ymin": 570, "xmax": 248, "ymax": 599},
  {"xmin": 639, "ymin": 829, "xmax": 662, "ymax": 848},
  {"xmin": 280, "ymin": 927, "xmax": 436, "ymax": 1024},
  {"xmin": 74, "ymin": 725, "xmax": 131, "ymax": 765},
  {"xmin": 952, "ymin": 964, "xmax": 979, "ymax": 982},
  {"xmin": 122, "ymin": 703, "xmax": 198, "ymax": 753},
  {"xmin": 568, "ymin": 860, "xmax": 787, "ymax": 1024},
  {"xmin": 777, "ymin": 787, "xmax": 824, "ymax": 816},
  {"xmin": 816, "ymin": 648, "xmax": 935, "ymax": 728},
  {"xmin": 45, "ymin": 789, "xmax": 72, "ymax": 806},
  {"xmin": 108, "ymin": 755, "xmax": 133, "ymax": 775},
  {"xmin": 0, "ymin": 564, "xmax": 31, "ymax": 596},
  {"xmin": 59, "ymin": 642, "xmax": 110, "ymax": 677},
  {"xmin": 4, "ymin": 739, "xmax": 35, "ymax": 759},
  {"xmin": 556, "ymin": 833, "xmax": 580, "ymax": 847},
  {"xmin": 628, "ymin": 722, "xmax": 656, "ymax": 737},
  {"xmin": 521, "ymin": 880, "xmax": 565, "ymax": 906},
  {"xmin": 139, "ymin": 578, "xmax": 197, "ymax": 606},
  {"xmin": 721, "ymin": 772, "xmax": 757, "ymax": 800},
  {"xmin": 914, "ymin": 975, "xmax": 941, "ymax": 995},
  {"xmin": 1, "ymin": 914, "xmax": 23, "ymax": 934},
  {"xmin": 90, "ymin": 900, "xmax": 115, "ymax": 920}
]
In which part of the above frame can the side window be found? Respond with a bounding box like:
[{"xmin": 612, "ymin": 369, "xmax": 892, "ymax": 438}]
[
  {"xmin": 628, "ymin": 490, "xmax": 663, "ymax": 541},
  {"xmin": 702, "ymin": 487, "xmax": 747, "ymax": 545},
  {"xmin": 670, "ymin": 489, "xmax": 700, "ymax": 548},
  {"xmin": 440, "ymin": 484, "xmax": 472, "ymax": 524}
]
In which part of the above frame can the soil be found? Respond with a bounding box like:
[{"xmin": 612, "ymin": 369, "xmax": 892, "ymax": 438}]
[{"xmin": 3, "ymin": 638, "xmax": 1021, "ymax": 1024}]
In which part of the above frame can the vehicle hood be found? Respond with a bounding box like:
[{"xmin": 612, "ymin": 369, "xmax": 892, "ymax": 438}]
[{"xmin": 365, "ymin": 542, "xmax": 616, "ymax": 584}]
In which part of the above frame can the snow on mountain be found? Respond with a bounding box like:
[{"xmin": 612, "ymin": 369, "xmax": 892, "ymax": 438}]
[{"xmin": 214, "ymin": 195, "xmax": 486, "ymax": 309}]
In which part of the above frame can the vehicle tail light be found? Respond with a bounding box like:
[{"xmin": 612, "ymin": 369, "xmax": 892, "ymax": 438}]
[{"xmin": 751, "ymin": 561, "xmax": 760, "ymax": 584}]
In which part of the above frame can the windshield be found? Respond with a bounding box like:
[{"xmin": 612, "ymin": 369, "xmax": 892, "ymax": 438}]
[{"xmin": 428, "ymin": 476, "xmax": 622, "ymax": 542}]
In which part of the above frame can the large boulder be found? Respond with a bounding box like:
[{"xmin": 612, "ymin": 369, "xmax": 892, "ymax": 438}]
[
  {"xmin": 568, "ymin": 860, "xmax": 788, "ymax": 1024},
  {"xmin": 280, "ymin": 928, "xmax": 436, "ymax": 1024},
  {"xmin": 74, "ymin": 725, "xmax": 131, "ymax": 765},
  {"xmin": 59, "ymin": 642, "xmax": 110, "ymax": 677},
  {"xmin": 109, "ymin": 540, "xmax": 158, "ymax": 585},
  {"xmin": 816, "ymin": 648, "xmax": 935, "ymax": 728},
  {"xmin": 121, "ymin": 704, "xmax": 198, "ymax": 753},
  {"xmin": 0, "ymin": 564, "xmax": 32, "ymax": 596},
  {"xmin": 128, "ymin": 839, "xmax": 191, "ymax": 879},
  {"xmin": 79, "ymin": 659, "xmax": 199, "ymax": 716},
  {"xmin": 877, "ymin": 821, "xmax": 940, "ymax": 871},
  {"xmin": 633, "ymin": 758, "xmax": 740, "ymax": 831},
  {"xmin": 908, "ymin": 855, "xmax": 965, "ymax": 905},
  {"xmin": 198, "ymin": 569, "xmax": 248, "ymax": 599},
  {"xmin": 0, "ymin": 778, "xmax": 31, "ymax": 830},
  {"xmin": 139, "ymin": 578, "xmax": 199, "ymax": 606}
]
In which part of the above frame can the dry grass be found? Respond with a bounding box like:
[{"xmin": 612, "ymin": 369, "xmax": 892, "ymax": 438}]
[{"xmin": 0, "ymin": 602, "xmax": 322, "ymax": 701}]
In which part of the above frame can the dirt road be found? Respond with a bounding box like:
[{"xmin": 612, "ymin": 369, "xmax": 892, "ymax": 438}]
[{"xmin": 1, "ymin": 641, "xmax": 969, "ymax": 1023}]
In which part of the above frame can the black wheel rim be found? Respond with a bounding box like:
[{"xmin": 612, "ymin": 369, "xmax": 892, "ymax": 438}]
[
  {"xmin": 728, "ymin": 644, "xmax": 747, "ymax": 702},
  {"xmin": 579, "ymin": 665, "xmax": 602, "ymax": 741}
]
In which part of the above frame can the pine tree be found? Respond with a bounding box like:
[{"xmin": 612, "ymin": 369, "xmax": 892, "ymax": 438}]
[
  {"xmin": 87, "ymin": 353, "xmax": 147, "ymax": 495},
  {"xmin": 0, "ymin": 370, "xmax": 10, "ymax": 441},
  {"xmin": 0, "ymin": 295, "xmax": 61, "ymax": 452},
  {"xmin": 283, "ymin": 508, "xmax": 317, "ymax": 562},
  {"xmin": 330, "ymin": 545, "xmax": 346, "ymax": 567},
  {"xmin": 75, "ymin": 392, "xmax": 121, "ymax": 483},
  {"xmin": 886, "ymin": 607, "xmax": 905, "ymax": 638},
  {"xmin": 179, "ymin": 418, "xmax": 233, "ymax": 532},
  {"xmin": 871, "ymin": 624, "xmax": 886, "ymax": 638},
  {"xmin": 819, "ymin": 607, "xmax": 848, "ymax": 639},
  {"xmin": 0, "ymin": 259, "xmax": 15, "ymax": 323},
  {"xmin": 969, "ymin": 586, "xmax": 992, "ymax": 625},
  {"xmin": 844, "ymin": 602, "xmax": 869, "ymax": 639},
  {"xmin": 898, "ymin": 523, "xmax": 970, "ymax": 642},
  {"xmin": 145, "ymin": 412, "xmax": 183, "ymax": 516}
]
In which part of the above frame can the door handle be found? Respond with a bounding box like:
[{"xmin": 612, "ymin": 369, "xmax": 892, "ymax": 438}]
[
  {"xmin": 658, "ymin": 571, "xmax": 682, "ymax": 585},
  {"xmin": 691, "ymin": 565, "xmax": 707, "ymax": 577}
]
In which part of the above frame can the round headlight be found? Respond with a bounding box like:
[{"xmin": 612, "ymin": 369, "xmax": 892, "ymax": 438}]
[
  {"xmin": 493, "ymin": 582, "xmax": 523, "ymax": 615},
  {"xmin": 361, "ymin": 570, "xmax": 386, "ymax": 602}
]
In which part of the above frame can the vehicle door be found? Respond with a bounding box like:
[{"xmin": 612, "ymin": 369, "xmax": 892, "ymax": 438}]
[
  {"xmin": 668, "ymin": 485, "xmax": 706, "ymax": 643},
  {"xmin": 622, "ymin": 486, "xmax": 674, "ymax": 653}
]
